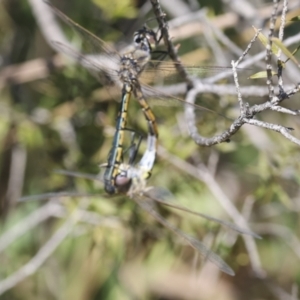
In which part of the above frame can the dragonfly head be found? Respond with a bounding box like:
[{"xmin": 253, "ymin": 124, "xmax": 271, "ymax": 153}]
[{"xmin": 133, "ymin": 26, "xmax": 157, "ymax": 53}]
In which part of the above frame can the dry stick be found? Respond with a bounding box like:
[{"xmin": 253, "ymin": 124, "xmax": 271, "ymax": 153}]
[
  {"xmin": 244, "ymin": 118, "xmax": 300, "ymax": 146},
  {"xmin": 150, "ymin": 0, "xmax": 192, "ymax": 86},
  {"xmin": 186, "ymin": 32, "xmax": 300, "ymax": 146},
  {"xmin": 205, "ymin": 32, "xmax": 300, "ymax": 84},
  {"xmin": 5, "ymin": 144, "xmax": 27, "ymax": 208},
  {"xmin": 231, "ymin": 29, "xmax": 261, "ymax": 112},
  {"xmin": 231, "ymin": 60, "xmax": 245, "ymax": 114},
  {"xmin": 277, "ymin": 0, "xmax": 288, "ymax": 92},
  {"xmin": 265, "ymin": 0, "xmax": 279, "ymax": 99},
  {"xmin": 185, "ymin": 31, "xmax": 260, "ymax": 146},
  {"xmin": 278, "ymin": 0, "xmax": 288, "ymax": 42}
]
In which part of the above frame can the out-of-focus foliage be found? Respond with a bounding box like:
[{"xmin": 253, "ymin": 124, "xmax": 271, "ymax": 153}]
[
  {"xmin": 92, "ymin": 0, "xmax": 138, "ymax": 19},
  {"xmin": 0, "ymin": 0, "xmax": 300, "ymax": 299}
]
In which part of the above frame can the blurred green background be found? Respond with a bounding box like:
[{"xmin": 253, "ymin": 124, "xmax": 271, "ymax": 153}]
[{"xmin": 0, "ymin": 0, "xmax": 300, "ymax": 299}]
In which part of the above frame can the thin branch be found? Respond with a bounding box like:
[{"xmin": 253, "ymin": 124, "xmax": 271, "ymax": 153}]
[
  {"xmin": 150, "ymin": 0, "xmax": 192, "ymax": 86},
  {"xmin": 265, "ymin": 0, "xmax": 279, "ymax": 99},
  {"xmin": 278, "ymin": 0, "xmax": 288, "ymax": 42},
  {"xmin": 185, "ymin": 14, "xmax": 300, "ymax": 147}
]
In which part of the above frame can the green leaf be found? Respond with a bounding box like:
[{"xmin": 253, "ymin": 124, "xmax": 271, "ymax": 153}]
[
  {"xmin": 253, "ymin": 26, "xmax": 279, "ymax": 55},
  {"xmin": 271, "ymin": 37, "xmax": 300, "ymax": 67},
  {"xmin": 290, "ymin": 16, "xmax": 300, "ymax": 22},
  {"xmin": 249, "ymin": 70, "xmax": 277, "ymax": 79}
]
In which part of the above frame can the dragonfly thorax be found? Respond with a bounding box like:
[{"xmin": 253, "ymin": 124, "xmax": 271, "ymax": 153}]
[{"xmin": 118, "ymin": 55, "xmax": 142, "ymax": 86}]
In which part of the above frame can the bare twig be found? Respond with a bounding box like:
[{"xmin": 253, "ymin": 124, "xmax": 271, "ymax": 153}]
[
  {"xmin": 265, "ymin": 0, "xmax": 279, "ymax": 99},
  {"xmin": 167, "ymin": 0, "xmax": 300, "ymax": 43},
  {"xmin": 5, "ymin": 144, "xmax": 27, "ymax": 209},
  {"xmin": 185, "ymin": 7, "xmax": 300, "ymax": 148},
  {"xmin": 150, "ymin": 0, "xmax": 192, "ymax": 86}
]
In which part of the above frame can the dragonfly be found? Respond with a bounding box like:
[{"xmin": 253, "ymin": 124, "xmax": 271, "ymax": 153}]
[
  {"xmin": 53, "ymin": 132, "xmax": 260, "ymax": 276},
  {"xmin": 46, "ymin": 2, "xmax": 240, "ymax": 195},
  {"xmin": 47, "ymin": 3, "xmax": 160, "ymax": 194}
]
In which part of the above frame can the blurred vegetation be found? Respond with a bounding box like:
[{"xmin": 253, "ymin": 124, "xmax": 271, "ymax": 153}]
[{"xmin": 0, "ymin": 0, "xmax": 300, "ymax": 299}]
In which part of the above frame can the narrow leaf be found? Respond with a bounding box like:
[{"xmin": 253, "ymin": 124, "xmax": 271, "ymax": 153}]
[
  {"xmin": 253, "ymin": 26, "xmax": 279, "ymax": 55},
  {"xmin": 249, "ymin": 71, "xmax": 277, "ymax": 79},
  {"xmin": 271, "ymin": 38, "xmax": 300, "ymax": 67}
]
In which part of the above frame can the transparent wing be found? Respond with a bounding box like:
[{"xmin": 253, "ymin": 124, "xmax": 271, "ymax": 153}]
[
  {"xmin": 19, "ymin": 184, "xmax": 234, "ymax": 275},
  {"xmin": 48, "ymin": 4, "xmax": 247, "ymax": 121},
  {"xmin": 48, "ymin": 2, "xmax": 119, "ymax": 58},
  {"xmin": 52, "ymin": 41, "xmax": 119, "ymax": 78},
  {"xmin": 18, "ymin": 191, "xmax": 95, "ymax": 202},
  {"xmin": 145, "ymin": 187, "xmax": 260, "ymax": 238},
  {"xmin": 54, "ymin": 169, "xmax": 242, "ymax": 275},
  {"xmin": 56, "ymin": 170, "xmax": 259, "ymax": 239},
  {"xmin": 54, "ymin": 169, "xmax": 102, "ymax": 181},
  {"xmin": 134, "ymin": 193, "xmax": 235, "ymax": 276},
  {"xmin": 140, "ymin": 82, "xmax": 233, "ymax": 120},
  {"xmin": 143, "ymin": 60, "xmax": 248, "ymax": 83}
]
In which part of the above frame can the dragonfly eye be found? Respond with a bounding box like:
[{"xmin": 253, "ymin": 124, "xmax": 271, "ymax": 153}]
[
  {"xmin": 133, "ymin": 28, "xmax": 157, "ymax": 53},
  {"xmin": 134, "ymin": 36, "xmax": 142, "ymax": 44}
]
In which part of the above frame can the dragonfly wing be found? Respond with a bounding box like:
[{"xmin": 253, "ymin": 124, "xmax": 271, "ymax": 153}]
[
  {"xmin": 48, "ymin": 2, "xmax": 120, "ymax": 58},
  {"xmin": 142, "ymin": 60, "xmax": 250, "ymax": 85},
  {"xmin": 140, "ymin": 82, "xmax": 232, "ymax": 120},
  {"xmin": 183, "ymin": 234, "xmax": 235, "ymax": 276},
  {"xmin": 145, "ymin": 187, "xmax": 260, "ymax": 238},
  {"xmin": 54, "ymin": 169, "xmax": 103, "ymax": 182},
  {"xmin": 53, "ymin": 41, "xmax": 120, "ymax": 80},
  {"xmin": 133, "ymin": 193, "xmax": 234, "ymax": 276},
  {"xmin": 18, "ymin": 191, "xmax": 95, "ymax": 202}
]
